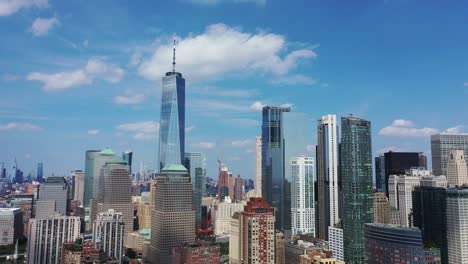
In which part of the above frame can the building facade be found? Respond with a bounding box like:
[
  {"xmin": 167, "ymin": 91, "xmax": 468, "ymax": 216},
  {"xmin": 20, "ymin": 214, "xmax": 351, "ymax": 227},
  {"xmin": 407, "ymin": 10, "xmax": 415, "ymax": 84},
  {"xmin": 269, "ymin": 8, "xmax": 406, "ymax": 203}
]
[
  {"xmin": 316, "ymin": 114, "xmax": 340, "ymax": 240},
  {"xmin": 172, "ymin": 241, "xmax": 220, "ymax": 264},
  {"xmin": 447, "ymin": 149, "xmax": 468, "ymax": 187},
  {"xmin": 214, "ymin": 196, "xmax": 244, "ymax": 235},
  {"xmin": 328, "ymin": 226, "xmax": 344, "ymax": 262},
  {"xmin": 184, "ymin": 152, "xmax": 207, "ymax": 228},
  {"xmin": 384, "ymin": 151, "xmax": 421, "ymax": 196},
  {"xmin": 36, "ymin": 162, "xmax": 43, "ymax": 182},
  {"xmin": 255, "ymin": 136, "xmax": 262, "ymax": 198},
  {"xmin": 388, "ymin": 174, "xmax": 421, "ymax": 226},
  {"xmin": 0, "ymin": 208, "xmax": 22, "ymax": 246},
  {"xmin": 36, "ymin": 176, "xmax": 70, "ymax": 218},
  {"xmin": 373, "ymin": 192, "xmax": 390, "ymax": 224},
  {"xmin": 93, "ymin": 209, "xmax": 124, "ymax": 262},
  {"xmin": 71, "ymin": 170, "xmax": 84, "ymax": 206},
  {"xmin": 340, "ymin": 115, "xmax": 373, "ymax": 264},
  {"xmin": 446, "ymin": 188, "xmax": 468, "ymax": 263},
  {"xmin": 291, "ymin": 156, "xmax": 315, "ymax": 236},
  {"xmin": 431, "ymin": 134, "xmax": 468, "ymax": 176},
  {"xmin": 375, "ymin": 154, "xmax": 385, "ymax": 193}
]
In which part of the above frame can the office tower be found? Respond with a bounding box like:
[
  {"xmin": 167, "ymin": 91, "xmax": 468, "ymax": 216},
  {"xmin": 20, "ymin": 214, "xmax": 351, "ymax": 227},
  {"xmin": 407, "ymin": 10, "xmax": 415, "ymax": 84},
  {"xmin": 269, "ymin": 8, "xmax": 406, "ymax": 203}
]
[
  {"xmin": 431, "ymin": 134, "xmax": 468, "ymax": 176},
  {"xmin": 262, "ymin": 106, "xmax": 308, "ymax": 230},
  {"xmin": 36, "ymin": 176, "xmax": 70, "ymax": 218},
  {"xmin": 95, "ymin": 154, "xmax": 133, "ymax": 235},
  {"xmin": 184, "ymin": 152, "xmax": 206, "ymax": 227},
  {"xmin": 328, "ymin": 226, "xmax": 344, "ymax": 262},
  {"xmin": 447, "ymin": 149, "xmax": 468, "ymax": 186},
  {"xmin": 148, "ymin": 165, "xmax": 195, "ymax": 263},
  {"xmin": 291, "ymin": 156, "xmax": 315, "ymax": 236},
  {"xmin": 0, "ymin": 162, "xmax": 4, "ymax": 179},
  {"xmin": 446, "ymin": 187, "xmax": 468, "ymax": 263},
  {"xmin": 340, "ymin": 115, "xmax": 373, "ymax": 264},
  {"xmin": 233, "ymin": 175, "xmax": 243, "ymax": 201},
  {"xmin": 83, "ymin": 149, "xmax": 100, "ymax": 208},
  {"xmin": 214, "ymin": 196, "xmax": 244, "ymax": 235},
  {"xmin": 375, "ymin": 154, "xmax": 385, "ymax": 192},
  {"xmin": 0, "ymin": 208, "xmax": 23, "ymax": 246},
  {"xmin": 413, "ymin": 186, "xmax": 448, "ymax": 263},
  {"xmin": 217, "ymin": 164, "xmax": 232, "ymax": 201},
  {"xmin": 255, "ymin": 136, "xmax": 262, "ymax": 197},
  {"xmin": 365, "ymin": 223, "xmax": 438, "ymax": 264},
  {"xmin": 10, "ymin": 194, "xmax": 33, "ymax": 237},
  {"xmin": 275, "ymin": 232, "xmax": 285, "ymax": 264},
  {"xmin": 158, "ymin": 43, "xmax": 185, "ymax": 171},
  {"xmin": 229, "ymin": 198, "xmax": 275, "ymax": 264},
  {"xmin": 137, "ymin": 194, "xmax": 152, "ymax": 229},
  {"xmin": 384, "ymin": 151, "xmax": 420, "ymax": 196},
  {"xmin": 27, "ymin": 215, "xmax": 80, "ymax": 264},
  {"xmin": 388, "ymin": 174, "xmax": 420, "ymax": 226},
  {"xmin": 122, "ymin": 150, "xmax": 133, "ymax": 174},
  {"xmin": 317, "ymin": 114, "xmax": 340, "ymax": 239},
  {"xmin": 373, "ymin": 192, "xmax": 390, "ymax": 224},
  {"xmin": 36, "ymin": 162, "xmax": 44, "ymax": 182},
  {"xmin": 173, "ymin": 241, "xmax": 220, "ymax": 264},
  {"xmin": 418, "ymin": 152, "xmax": 428, "ymax": 169},
  {"xmin": 8, "ymin": 159, "xmax": 17, "ymax": 184},
  {"xmin": 93, "ymin": 209, "xmax": 124, "ymax": 262},
  {"xmin": 71, "ymin": 170, "xmax": 84, "ymax": 206}
]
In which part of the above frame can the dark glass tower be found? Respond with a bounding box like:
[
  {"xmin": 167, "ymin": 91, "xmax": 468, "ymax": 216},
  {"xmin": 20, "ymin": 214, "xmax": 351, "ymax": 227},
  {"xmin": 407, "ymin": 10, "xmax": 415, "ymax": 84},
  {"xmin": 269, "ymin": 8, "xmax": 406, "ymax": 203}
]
[
  {"xmin": 384, "ymin": 151, "xmax": 420, "ymax": 196},
  {"xmin": 158, "ymin": 70, "xmax": 185, "ymax": 171},
  {"xmin": 340, "ymin": 115, "xmax": 373, "ymax": 264},
  {"xmin": 36, "ymin": 162, "xmax": 44, "ymax": 183}
]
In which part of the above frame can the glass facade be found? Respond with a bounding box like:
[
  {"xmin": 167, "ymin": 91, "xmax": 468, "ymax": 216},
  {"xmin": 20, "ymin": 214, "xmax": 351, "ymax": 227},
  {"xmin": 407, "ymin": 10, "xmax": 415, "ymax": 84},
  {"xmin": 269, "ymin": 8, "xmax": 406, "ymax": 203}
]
[
  {"xmin": 341, "ymin": 115, "xmax": 373, "ymax": 264},
  {"xmin": 83, "ymin": 150, "xmax": 100, "ymax": 207},
  {"xmin": 158, "ymin": 72, "xmax": 185, "ymax": 171},
  {"xmin": 374, "ymin": 154, "xmax": 385, "ymax": 192},
  {"xmin": 431, "ymin": 134, "xmax": 468, "ymax": 176},
  {"xmin": 36, "ymin": 162, "xmax": 43, "ymax": 183},
  {"xmin": 184, "ymin": 152, "xmax": 207, "ymax": 228}
]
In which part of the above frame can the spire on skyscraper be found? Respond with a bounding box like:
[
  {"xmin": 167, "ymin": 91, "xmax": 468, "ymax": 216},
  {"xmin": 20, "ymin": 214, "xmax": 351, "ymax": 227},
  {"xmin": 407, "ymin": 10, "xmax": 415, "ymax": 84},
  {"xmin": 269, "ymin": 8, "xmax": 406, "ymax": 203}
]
[{"xmin": 172, "ymin": 34, "xmax": 176, "ymax": 73}]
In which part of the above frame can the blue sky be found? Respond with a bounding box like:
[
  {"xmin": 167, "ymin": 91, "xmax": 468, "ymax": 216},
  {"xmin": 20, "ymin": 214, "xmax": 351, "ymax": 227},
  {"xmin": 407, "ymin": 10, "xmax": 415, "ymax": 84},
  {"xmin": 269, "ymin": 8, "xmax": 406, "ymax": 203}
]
[{"xmin": 1, "ymin": 0, "xmax": 467, "ymax": 179}]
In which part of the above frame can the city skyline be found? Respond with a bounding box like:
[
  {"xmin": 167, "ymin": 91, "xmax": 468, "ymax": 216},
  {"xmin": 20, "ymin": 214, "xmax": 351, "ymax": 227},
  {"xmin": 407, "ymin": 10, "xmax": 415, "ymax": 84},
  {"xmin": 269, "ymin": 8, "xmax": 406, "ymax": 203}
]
[{"xmin": 1, "ymin": 0, "xmax": 468, "ymax": 180}]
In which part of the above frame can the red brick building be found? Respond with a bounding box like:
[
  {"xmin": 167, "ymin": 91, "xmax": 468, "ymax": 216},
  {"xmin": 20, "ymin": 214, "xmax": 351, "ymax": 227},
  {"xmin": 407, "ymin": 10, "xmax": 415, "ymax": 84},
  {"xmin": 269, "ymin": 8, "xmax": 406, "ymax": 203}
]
[{"xmin": 173, "ymin": 241, "xmax": 220, "ymax": 264}]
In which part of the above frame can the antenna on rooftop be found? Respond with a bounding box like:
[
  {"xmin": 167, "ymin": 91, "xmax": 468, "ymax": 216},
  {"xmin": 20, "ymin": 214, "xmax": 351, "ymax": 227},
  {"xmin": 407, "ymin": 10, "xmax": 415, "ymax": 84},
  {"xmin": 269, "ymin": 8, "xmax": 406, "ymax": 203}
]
[{"xmin": 172, "ymin": 34, "xmax": 176, "ymax": 73}]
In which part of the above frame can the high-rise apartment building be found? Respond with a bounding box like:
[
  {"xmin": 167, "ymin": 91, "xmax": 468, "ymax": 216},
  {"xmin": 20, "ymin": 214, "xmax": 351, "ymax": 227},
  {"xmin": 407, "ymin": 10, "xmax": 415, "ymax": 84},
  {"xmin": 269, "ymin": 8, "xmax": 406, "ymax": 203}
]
[
  {"xmin": 36, "ymin": 176, "xmax": 70, "ymax": 218},
  {"xmin": 233, "ymin": 175, "xmax": 244, "ymax": 201},
  {"xmin": 214, "ymin": 196, "xmax": 245, "ymax": 235},
  {"xmin": 0, "ymin": 208, "xmax": 23, "ymax": 246},
  {"xmin": 95, "ymin": 154, "xmax": 133, "ymax": 235},
  {"xmin": 447, "ymin": 149, "xmax": 468, "ymax": 186},
  {"xmin": 184, "ymin": 152, "xmax": 206, "ymax": 227},
  {"xmin": 316, "ymin": 114, "xmax": 340, "ymax": 239},
  {"xmin": 255, "ymin": 136, "xmax": 262, "ymax": 198},
  {"xmin": 388, "ymin": 174, "xmax": 421, "ymax": 227},
  {"xmin": 413, "ymin": 186, "xmax": 448, "ymax": 263},
  {"xmin": 148, "ymin": 165, "xmax": 195, "ymax": 263},
  {"xmin": 384, "ymin": 151, "xmax": 421, "ymax": 196},
  {"xmin": 93, "ymin": 209, "xmax": 124, "ymax": 262},
  {"xmin": 340, "ymin": 115, "xmax": 373, "ymax": 264},
  {"xmin": 262, "ymin": 106, "xmax": 308, "ymax": 230},
  {"xmin": 291, "ymin": 156, "xmax": 315, "ymax": 236},
  {"xmin": 328, "ymin": 226, "xmax": 344, "ymax": 262},
  {"xmin": 373, "ymin": 192, "xmax": 390, "ymax": 224},
  {"xmin": 27, "ymin": 215, "xmax": 80, "ymax": 264},
  {"xmin": 229, "ymin": 198, "xmax": 275, "ymax": 264},
  {"xmin": 431, "ymin": 134, "xmax": 468, "ymax": 176},
  {"xmin": 71, "ymin": 170, "xmax": 84, "ymax": 206},
  {"xmin": 446, "ymin": 187, "xmax": 468, "ymax": 263},
  {"xmin": 217, "ymin": 165, "xmax": 232, "ymax": 201},
  {"xmin": 36, "ymin": 162, "xmax": 43, "ymax": 182}
]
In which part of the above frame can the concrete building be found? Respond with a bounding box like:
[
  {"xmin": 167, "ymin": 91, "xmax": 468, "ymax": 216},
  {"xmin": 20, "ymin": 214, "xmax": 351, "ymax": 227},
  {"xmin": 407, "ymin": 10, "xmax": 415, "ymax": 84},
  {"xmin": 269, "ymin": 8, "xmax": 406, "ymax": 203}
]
[
  {"xmin": 172, "ymin": 241, "xmax": 220, "ymax": 264},
  {"xmin": 317, "ymin": 114, "xmax": 340, "ymax": 240},
  {"xmin": 255, "ymin": 136, "xmax": 262, "ymax": 198},
  {"xmin": 92, "ymin": 209, "xmax": 124, "ymax": 262},
  {"xmin": 10, "ymin": 194, "xmax": 33, "ymax": 237},
  {"xmin": 291, "ymin": 156, "xmax": 315, "ymax": 236},
  {"xmin": 36, "ymin": 176, "xmax": 70, "ymax": 218},
  {"xmin": 233, "ymin": 175, "xmax": 244, "ymax": 201},
  {"xmin": 0, "ymin": 208, "xmax": 23, "ymax": 246},
  {"xmin": 71, "ymin": 170, "xmax": 84, "ymax": 205},
  {"xmin": 148, "ymin": 165, "xmax": 195, "ymax": 263},
  {"xmin": 218, "ymin": 165, "xmax": 233, "ymax": 201},
  {"xmin": 328, "ymin": 226, "xmax": 344, "ymax": 262},
  {"xmin": 373, "ymin": 192, "xmax": 390, "ymax": 224},
  {"xmin": 300, "ymin": 251, "xmax": 345, "ymax": 264},
  {"xmin": 214, "ymin": 196, "xmax": 244, "ymax": 235},
  {"xmin": 276, "ymin": 232, "xmax": 286, "ymax": 264},
  {"xmin": 447, "ymin": 149, "xmax": 468, "ymax": 187},
  {"xmin": 27, "ymin": 214, "xmax": 80, "ymax": 264},
  {"xmin": 285, "ymin": 239, "xmax": 329, "ymax": 264},
  {"xmin": 431, "ymin": 134, "xmax": 468, "ymax": 176},
  {"xmin": 229, "ymin": 198, "xmax": 276, "ymax": 264},
  {"xmin": 446, "ymin": 187, "xmax": 468, "ymax": 263},
  {"xmin": 388, "ymin": 174, "xmax": 421, "ymax": 226}
]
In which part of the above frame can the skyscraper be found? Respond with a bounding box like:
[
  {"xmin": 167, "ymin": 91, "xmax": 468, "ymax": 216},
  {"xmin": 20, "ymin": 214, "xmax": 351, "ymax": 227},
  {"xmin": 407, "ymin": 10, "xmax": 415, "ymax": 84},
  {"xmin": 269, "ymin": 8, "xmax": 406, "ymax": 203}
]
[
  {"xmin": 184, "ymin": 152, "xmax": 206, "ymax": 227},
  {"xmin": 83, "ymin": 149, "xmax": 100, "ymax": 208},
  {"xmin": 290, "ymin": 156, "xmax": 315, "ymax": 236},
  {"xmin": 384, "ymin": 151, "xmax": 421, "ymax": 196},
  {"xmin": 122, "ymin": 150, "xmax": 133, "ymax": 174},
  {"xmin": 27, "ymin": 215, "xmax": 80, "ymax": 264},
  {"xmin": 340, "ymin": 115, "xmax": 373, "ymax": 264},
  {"xmin": 375, "ymin": 154, "xmax": 385, "ymax": 192},
  {"xmin": 373, "ymin": 192, "xmax": 389, "ymax": 224},
  {"xmin": 255, "ymin": 136, "xmax": 262, "ymax": 197},
  {"xmin": 148, "ymin": 165, "xmax": 195, "ymax": 263},
  {"xmin": 446, "ymin": 187, "xmax": 468, "ymax": 263},
  {"xmin": 447, "ymin": 149, "xmax": 468, "ymax": 186},
  {"xmin": 418, "ymin": 152, "xmax": 428, "ymax": 169},
  {"xmin": 316, "ymin": 114, "xmax": 339, "ymax": 239},
  {"xmin": 431, "ymin": 134, "xmax": 468, "ymax": 176},
  {"xmin": 71, "ymin": 170, "xmax": 84, "ymax": 206},
  {"xmin": 93, "ymin": 209, "xmax": 125, "ymax": 262},
  {"xmin": 36, "ymin": 162, "xmax": 43, "ymax": 183},
  {"xmin": 233, "ymin": 174, "xmax": 244, "ymax": 201},
  {"xmin": 388, "ymin": 174, "xmax": 421, "ymax": 227},
  {"xmin": 158, "ymin": 41, "xmax": 185, "ymax": 171},
  {"xmin": 35, "ymin": 176, "xmax": 70, "ymax": 218},
  {"xmin": 8, "ymin": 159, "xmax": 17, "ymax": 184}
]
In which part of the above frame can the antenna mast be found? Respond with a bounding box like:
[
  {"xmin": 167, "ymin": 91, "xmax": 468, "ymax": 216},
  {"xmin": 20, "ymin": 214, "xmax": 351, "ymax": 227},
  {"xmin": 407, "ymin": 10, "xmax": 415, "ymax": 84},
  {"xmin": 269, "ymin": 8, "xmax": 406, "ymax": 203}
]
[{"xmin": 172, "ymin": 34, "xmax": 176, "ymax": 73}]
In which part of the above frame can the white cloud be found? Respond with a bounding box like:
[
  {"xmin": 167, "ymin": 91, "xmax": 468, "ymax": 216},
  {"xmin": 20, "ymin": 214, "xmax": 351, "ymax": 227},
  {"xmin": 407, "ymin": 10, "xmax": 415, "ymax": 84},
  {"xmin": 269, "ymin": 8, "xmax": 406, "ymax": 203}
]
[
  {"xmin": 185, "ymin": 125, "xmax": 195, "ymax": 132},
  {"xmin": 87, "ymin": 129, "xmax": 99, "ymax": 135},
  {"xmin": 27, "ymin": 57, "xmax": 124, "ymax": 91},
  {"xmin": 116, "ymin": 121, "xmax": 159, "ymax": 140},
  {"xmin": 442, "ymin": 125, "xmax": 467, "ymax": 135},
  {"xmin": 379, "ymin": 119, "xmax": 438, "ymax": 137},
  {"xmin": 138, "ymin": 24, "xmax": 316, "ymax": 82},
  {"xmin": 114, "ymin": 94, "xmax": 146, "ymax": 105},
  {"xmin": 0, "ymin": 0, "xmax": 48, "ymax": 16},
  {"xmin": 231, "ymin": 139, "xmax": 253, "ymax": 147},
  {"xmin": 464, "ymin": 82, "xmax": 468, "ymax": 87},
  {"xmin": 271, "ymin": 74, "xmax": 316, "ymax": 85},
  {"xmin": 191, "ymin": 142, "xmax": 216, "ymax": 149},
  {"xmin": 0, "ymin": 122, "xmax": 42, "ymax": 131},
  {"xmin": 31, "ymin": 17, "xmax": 59, "ymax": 36},
  {"xmin": 187, "ymin": 0, "xmax": 266, "ymax": 6},
  {"xmin": 280, "ymin": 103, "xmax": 294, "ymax": 109},
  {"xmin": 250, "ymin": 101, "xmax": 266, "ymax": 111}
]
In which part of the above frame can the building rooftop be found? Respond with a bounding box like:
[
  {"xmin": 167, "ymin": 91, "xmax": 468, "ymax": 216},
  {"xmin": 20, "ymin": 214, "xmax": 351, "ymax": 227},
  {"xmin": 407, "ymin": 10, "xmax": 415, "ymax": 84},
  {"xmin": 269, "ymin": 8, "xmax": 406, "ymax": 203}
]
[
  {"xmin": 161, "ymin": 164, "xmax": 187, "ymax": 172},
  {"xmin": 0, "ymin": 208, "xmax": 21, "ymax": 215}
]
